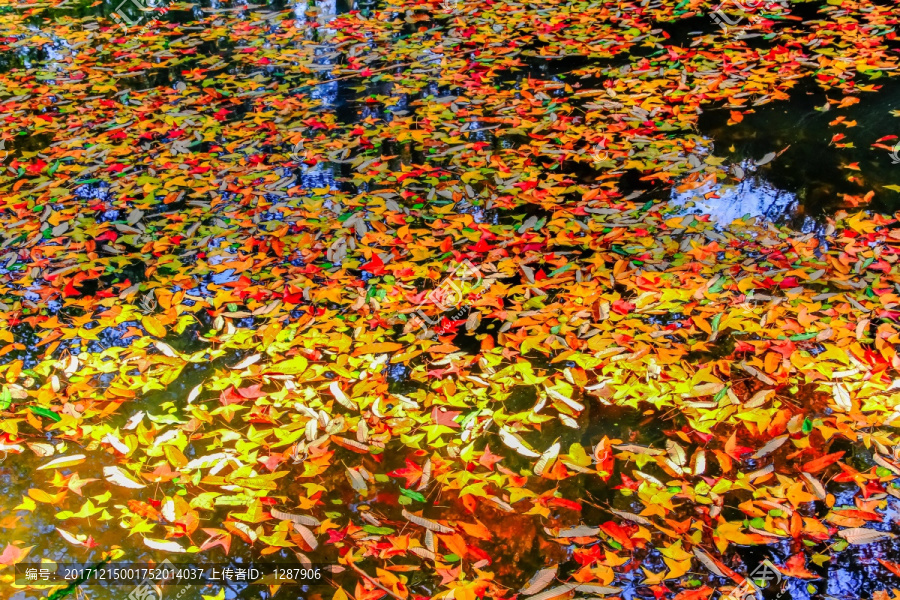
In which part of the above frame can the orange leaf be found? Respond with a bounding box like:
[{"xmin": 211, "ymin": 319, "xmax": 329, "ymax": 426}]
[
  {"xmin": 779, "ymin": 554, "xmax": 818, "ymax": 579},
  {"xmin": 352, "ymin": 342, "xmax": 403, "ymax": 356},
  {"xmin": 878, "ymin": 559, "xmax": 900, "ymax": 578},
  {"xmin": 438, "ymin": 533, "xmax": 469, "ymax": 559},
  {"xmin": 582, "ymin": 188, "xmax": 600, "ymax": 201},
  {"xmin": 458, "ymin": 521, "xmax": 492, "ymax": 540},
  {"xmin": 802, "ymin": 451, "xmax": 845, "ymax": 473}
]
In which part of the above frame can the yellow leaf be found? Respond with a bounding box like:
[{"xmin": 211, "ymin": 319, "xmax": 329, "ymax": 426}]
[
  {"xmin": 164, "ymin": 445, "xmax": 188, "ymax": 468},
  {"xmin": 664, "ymin": 557, "xmax": 692, "ymax": 579},
  {"xmin": 641, "ymin": 566, "xmax": 666, "ymax": 585},
  {"xmin": 694, "ymin": 316, "xmax": 711, "ymax": 335},
  {"xmin": 28, "ymin": 488, "xmax": 66, "ymax": 504},
  {"xmin": 461, "ymin": 170, "xmax": 483, "ymax": 183},
  {"xmin": 142, "ymin": 315, "xmax": 167, "ymax": 337},
  {"xmin": 352, "ymin": 342, "xmax": 403, "ymax": 356},
  {"xmin": 14, "ymin": 496, "xmax": 37, "ymax": 512},
  {"xmin": 266, "ymin": 356, "xmax": 308, "ymax": 375}
]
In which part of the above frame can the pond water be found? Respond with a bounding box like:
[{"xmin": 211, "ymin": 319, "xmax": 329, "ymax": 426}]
[{"xmin": 1, "ymin": 0, "xmax": 900, "ymax": 599}]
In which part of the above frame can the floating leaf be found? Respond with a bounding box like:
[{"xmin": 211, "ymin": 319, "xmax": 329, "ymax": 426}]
[
  {"xmin": 402, "ymin": 509, "xmax": 454, "ymax": 533},
  {"xmin": 103, "ymin": 467, "xmax": 145, "ymax": 489},
  {"xmin": 521, "ymin": 565, "xmax": 558, "ymax": 595},
  {"xmin": 37, "ymin": 455, "xmax": 86, "ymax": 471},
  {"xmin": 141, "ymin": 315, "xmax": 166, "ymax": 338},
  {"xmin": 534, "ymin": 441, "xmax": 560, "ymax": 477},
  {"xmin": 499, "ymin": 427, "xmax": 541, "ymax": 458},
  {"xmin": 838, "ymin": 528, "xmax": 896, "ymax": 545},
  {"xmin": 143, "ymin": 538, "xmax": 187, "ymax": 552},
  {"xmin": 270, "ymin": 509, "xmax": 320, "ymax": 527}
]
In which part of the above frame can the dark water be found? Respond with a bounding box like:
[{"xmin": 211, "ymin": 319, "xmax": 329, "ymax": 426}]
[{"xmin": 697, "ymin": 74, "xmax": 900, "ymax": 221}]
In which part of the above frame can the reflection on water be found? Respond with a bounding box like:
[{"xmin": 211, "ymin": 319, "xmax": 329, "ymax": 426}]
[
  {"xmin": 299, "ymin": 160, "xmax": 340, "ymax": 190},
  {"xmin": 668, "ymin": 172, "xmax": 798, "ymax": 226},
  {"xmin": 696, "ymin": 76, "xmax": 900, "ymax": 216}
]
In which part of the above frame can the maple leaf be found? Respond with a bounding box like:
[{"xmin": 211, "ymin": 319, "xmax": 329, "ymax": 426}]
[
  {"xmin": 258, "ymin": 454, "xmax": 284, "ymax": 473},
  {"xmin": 66, "ymin": 473, "xmax": 98, "ymax": 496},
  {"xmin": 219, "ymin": 386, "xmax": 249, "ymax": 406},
  {"xmin": 478, "ymin": 445, "xmax": 504, "ymax": 470},
  {"xmin": 0, "ymin": 544, "xmax": 30, "ymax": 566},
  {"xmin": 779, "ymin": 554, "xmax": 819, "ymax": 579},
  {"xmin": 361, "ymin": 253, "xmax": 386, "ymax": 275},
  {"xmin": 388, "ymin": 459, "xmax": 424, "ymax": 488},
  {"xmin": 431, "ymin": 406, "xmax": 461, "ymax": 428},
  {"xmin": 200, "ymin": 529, "xmax": 232, "ymax": 555}
]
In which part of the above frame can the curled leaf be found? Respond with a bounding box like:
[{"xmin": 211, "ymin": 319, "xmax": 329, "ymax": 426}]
[
  {"xmin": 520, "ymin": 565, "xmax": 558, "ymax": 595},
  {"xmin": 271, "ymin": 508, "xmax": 320, "ymax": 527},
  {"xmin": 143, "ymin": 537, "xmax": 187, "ymax": 552},
  {"xmin": 36, "ymin": 454, "xmax": 86, "ymax": 471},
  {"xmin": 402, "ymin": 509, "xmax": 454, "ymax": 533},
  {"xmin": 838, "ymin": 528, "xmax": 895, "ymax": 545},
  {"xmin": 499, "ymin": 427, "xmax": 541, "ymax": 458},
  {"xmin": 103, "ymin": 466, "xmax": 145, "ymax": 489}
]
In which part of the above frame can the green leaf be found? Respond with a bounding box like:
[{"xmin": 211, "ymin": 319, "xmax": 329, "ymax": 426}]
[
  {"xmin": 399, "ymin": 488, "xmax": 426, "ymax": 502},
  {"xmin": 0, "ymin": 387, "xmax": 11, "ymax": 410},
  {"xmin": 30, "ymin": 406, "xmax": 61, "ymax": 422},
  {"xmin": 362, "ymin": 525, "xmax": 395, "ymax": 535},
  {"xmin": 789, "ymin": 332, "xmax": 817, "ymax": 341}
]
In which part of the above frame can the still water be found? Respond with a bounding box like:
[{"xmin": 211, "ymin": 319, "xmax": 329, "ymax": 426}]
[{"xmin": 1, "ymin": 0, "xmax": 899, "ymax": 599}]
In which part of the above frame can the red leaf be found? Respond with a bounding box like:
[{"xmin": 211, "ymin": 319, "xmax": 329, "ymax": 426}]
[
  {"xmin": 724, "ymin": 431, "xmax": 754, "ymax": 461},
  {"xmin": 779, "ymin": 554, "xmax": 818, "ymax": 579},
  {"xmin": 259, "ymin": 454, "xmax": 283, "ymax": 472},
  {"xmin": 802, "ymin": 451, "xmax": 845, "ymax": 473},
  {"xmin": 472, "ymin": 238, "xmax": 494, "ymax": 252},
  {"xmin": 388, "ymin": 458, "xmax": 424, "ymax": 488},
  {"xmin": 600, "ymin": 521, "xmax": 634, "ymax": 550},
  {"xmin": 0, "ymin": 544, "xmax": 27, "ymax": 566},
  {"xmin": 237, "ymin": 384, "xmax": 266, "ymax": 399},
  {"xmin": 219, "ymin": 386, "xmax": 248, "ymax": 406},
  {"xmin": 431, "ymin": 406, "xmax": 462, "ymax": 428},
  {"xmin": 478, "ymin": 445, "xmax": 503, "ymax": 470},
  {"xmin": 199, "ymin": 529, "xmax": 231, "ymax": 555},
  {"xmin": 612, "ymin": 299, "xmax": 635, "ymax": 315},
  {"xmin": 673, "ymin": 587, "xmax": 714, "ymax": 600},
  {"xmin": 548, "ymin": 497, "xmax": 582, "ymax": 511},
  {"xmin": 779, "ymin": 276, "xmax": 799, "ymax": 289},
  {"xmin": 361, "ymin": 253, "xmax": 385, "ymax": 275},
  {"xmin": 63, "ymin": 280, "xmax": 81, "ymax": 297},
  {"xmin": 879, "ymin": 559, "xmax": 900, "ymax": 578}
]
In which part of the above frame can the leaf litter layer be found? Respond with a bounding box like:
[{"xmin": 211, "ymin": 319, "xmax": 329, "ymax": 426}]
[{"xmin": 1, "ymin": 0, "xmax": 900, "ymax": 599}]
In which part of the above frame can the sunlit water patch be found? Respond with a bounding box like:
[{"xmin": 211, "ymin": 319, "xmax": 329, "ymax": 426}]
[{"xmin": 668, "ymin": 172, "xmax": 798, "ymax": 226}]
